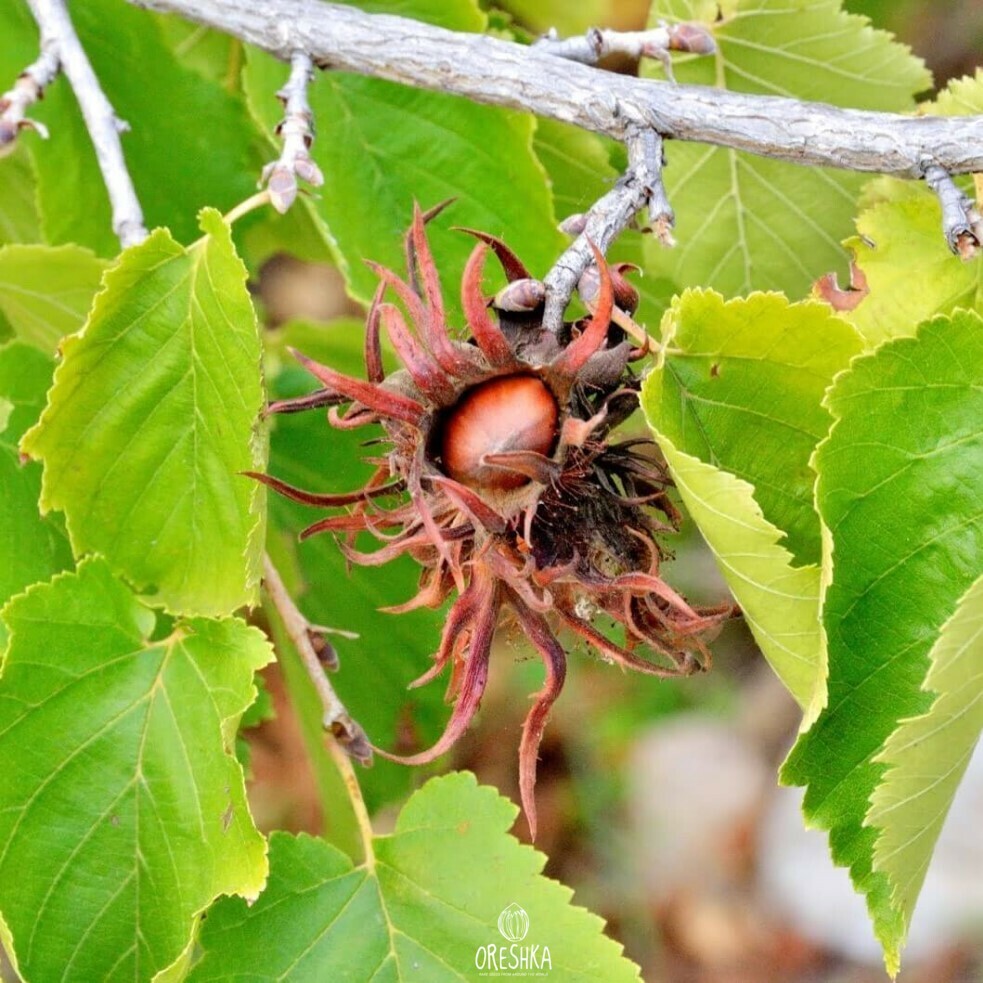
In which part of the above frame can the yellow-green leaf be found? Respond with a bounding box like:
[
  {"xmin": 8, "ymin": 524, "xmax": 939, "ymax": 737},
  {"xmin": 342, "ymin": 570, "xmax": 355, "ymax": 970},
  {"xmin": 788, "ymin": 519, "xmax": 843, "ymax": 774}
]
[
  {"xmin": 22, "ymin": 210, "xmax": 266, "ymax": 617},
  {"xmin": 0, "ymin": 557, "xmax": 273, "ymax": 983}
]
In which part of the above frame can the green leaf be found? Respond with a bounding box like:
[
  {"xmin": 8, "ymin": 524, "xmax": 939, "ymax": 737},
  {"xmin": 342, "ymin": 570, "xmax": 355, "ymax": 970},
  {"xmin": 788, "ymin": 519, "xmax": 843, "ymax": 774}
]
[
  {"xmin": 648, "ymin": 290, "xmax": 863, "ymax": 566},
  {"xmin": 930, "ymin": 67, "xmax": 983, "ymax": 116},
  {"xmin": 642, "ymin": 0, "xmax": 931, "ymax": 298},
  {"xmin": 649, "ymin": 437, "xmax": 825, "ymax": 712},
  {"xmin": 866, "ymin": 573, "xmax": 983, "ymax": 941},
  {"xmin": 0, "ymin": 343, "xmax": 72, "ymax": 638},
  {"xmin": 497, "ymin": 0, "xmax": 607, "ymax": 35},
  {"xmin": 0, "ymin": 145, "xmax": 41, "ymax": 247},
  {"xmin": 834, "ymin": 73, "xmax": 983, "ymax": 347},
  {"xmin": 22, "ymin": 209, "xmax": 266, "ymax": 617},
  {"xmin": 781, "ymin": 311, "xmax": 983, "ymax": 974},
  {"xmin": 0, "ymin": 0, "xmax": 262, "ymax": 257},
  {"xmin": 264, "ymin": 321, "xmax": 448, "ymax": 812},
  {"xmin": 838, "ymin": 181, "xmax": 983, "ymax": 347},
  {"xmin": 0, "ymin": 557, "xmax": 273, "ymax": 983},
  {"xmin": 243, "ymin": 2, "xmax": 563, "ymax": 318},
  {"xmin": 642, "ymin": 290, "xmax": 861, "ymax": 707},
  {"xmin": 188, "ymin": 773, "xmax": 641, "ymax": 982},
  {"xmin": 0, "ymin": 244, "xmax": 107, "ymax": 352}
]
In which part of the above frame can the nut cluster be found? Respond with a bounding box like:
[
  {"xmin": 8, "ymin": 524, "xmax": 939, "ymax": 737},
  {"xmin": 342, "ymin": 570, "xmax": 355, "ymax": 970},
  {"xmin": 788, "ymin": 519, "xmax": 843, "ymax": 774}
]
[{"xmin": 254, "ymin": 205, "xmax": 732, "ymax": 837}]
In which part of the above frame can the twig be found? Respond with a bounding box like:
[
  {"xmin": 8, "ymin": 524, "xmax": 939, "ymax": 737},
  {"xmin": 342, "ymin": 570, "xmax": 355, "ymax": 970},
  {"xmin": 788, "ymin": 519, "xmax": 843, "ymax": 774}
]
[
  {"xmin": 532, "ymin": 21, "xmax": 715, "ymax": 82},
  {"xmin": 0, "ymin": 43, "xmax": 59, "ymax": 152},
  {"xmin": 923, "ymin": 162, "xmax": 983, "ymax": 259},
  {"xmin": 222, "ymin": 189, "xmax": 271, "ymax": 225},
  {"xmin": 125, "ymin": 0, "xmax": 983, "ymax": 179},
  {"xmin": 260, "ymin": 51, "xmax": 324, "ymax": 214},
  {"xmin": 25, "ymin": 0, "xmax": 147, "ymax": 248},
  {"xmin": 543, "ymin": 126, "xmax": 669, "ymax": 331},
  {"xmin": 262, "ymin": 553, "xmax": 373, "ymax": 764},
  {"xmin": 325, "ymin": 737, "xmax": 376, "ymax": 868}
]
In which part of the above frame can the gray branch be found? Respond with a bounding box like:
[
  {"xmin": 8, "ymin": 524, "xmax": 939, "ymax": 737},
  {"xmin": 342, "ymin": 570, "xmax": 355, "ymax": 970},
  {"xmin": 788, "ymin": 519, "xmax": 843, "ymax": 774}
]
[
  {"xmin": 129, "ymin": 0, "xmax": 983, "ymax": 176},
  {"xmin": 26, "ymin": 0, "xmax": 147, "ymax": 248},
  {"xmin": 923, "ymin": 162, "xmax": 983, "ymax": 259},
  {"xmin": 262, "ymin": 554, "xmax": 372, "ymax": 764},
  {"xmin": 260, "ymin": 51, "xmax": 324, "ymax": 214},
  {"xmin": 544, "ymin": 126, "xmax": 671, "ymax": 330}
]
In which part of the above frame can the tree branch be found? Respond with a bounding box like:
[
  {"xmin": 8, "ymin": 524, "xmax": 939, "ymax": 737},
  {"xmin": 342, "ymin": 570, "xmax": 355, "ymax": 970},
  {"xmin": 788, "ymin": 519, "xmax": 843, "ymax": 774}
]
[
  {"xmin": 261, "ymin": 554, "xmax": 372, "ymax": 765},
  {"xmin": 543, "ymin": 125, "xmax": 670, "ymax": 330},
  {"xmin": 25, "ymin": 0, "xmax": 147, "ymax": 248},
  {"xmin": 924, "ymin": 163, "xmax": 983, "ymax": 259},
  {"xmin": 131, "ymin": 0, "xmax": 983, "ymax": 177},
  {"xmin": 260, "ymin": 51, "xmax": 324, "ymax": 214}
]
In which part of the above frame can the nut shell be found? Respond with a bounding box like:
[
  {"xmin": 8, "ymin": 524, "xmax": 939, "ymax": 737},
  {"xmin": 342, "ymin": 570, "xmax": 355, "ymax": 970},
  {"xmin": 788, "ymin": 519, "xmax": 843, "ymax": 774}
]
[{"xmin": 440, "ymin": 375, "xmax": 558, "ymax": 491}]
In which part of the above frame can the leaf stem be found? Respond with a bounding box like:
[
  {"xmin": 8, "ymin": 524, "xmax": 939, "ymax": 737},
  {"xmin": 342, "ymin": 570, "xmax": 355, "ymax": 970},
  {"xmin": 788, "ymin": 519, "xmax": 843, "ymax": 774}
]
[
  {"xmin": 223, "ymin": 189, "xmax": 272, "ymax": 225},
  {"xmin": 262, "ymin": 553, "xmax": 372, "ymax": 762},
  {"xmin": 324, "ymin": 729, "xmax": 376, "ymax": 870}
]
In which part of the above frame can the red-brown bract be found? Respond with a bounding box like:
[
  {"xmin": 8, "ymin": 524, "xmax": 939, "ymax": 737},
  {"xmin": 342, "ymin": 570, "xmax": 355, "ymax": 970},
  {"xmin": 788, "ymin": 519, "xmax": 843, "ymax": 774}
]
[{"xmin": 253, "ymin": 205, "xmax": 732, "ymax": 838}]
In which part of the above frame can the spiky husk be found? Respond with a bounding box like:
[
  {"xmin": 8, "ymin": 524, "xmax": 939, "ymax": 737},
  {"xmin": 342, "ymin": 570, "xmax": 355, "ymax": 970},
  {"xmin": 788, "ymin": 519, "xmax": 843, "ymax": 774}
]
[{"xmin": 254, "ymin": 204, "xmax": 733, "ymax": 837}]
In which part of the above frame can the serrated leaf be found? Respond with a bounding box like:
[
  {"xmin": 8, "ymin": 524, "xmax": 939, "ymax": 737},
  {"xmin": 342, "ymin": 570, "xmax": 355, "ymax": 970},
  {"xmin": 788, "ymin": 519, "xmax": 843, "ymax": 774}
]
[
  {"xmin": 866, "ymin": 573, "xmax": 983, "ymax": 938},
  {"xmin": 0, "ymin": 0, "xmax": 261, "ymax": 257},
  {"xmin": 647, "ymin": 437, "xmax": 825, "ymax": 712},
  {"xmin": 835, "ymin": 72, "xmax": 983, "ymax": 347},
  {"xmin": 0, "ymin": 343, "xmax": 72, "ymax": 636},
  {"xmin": 642, "ymin": 290, "xmax": 861, "ymax": 707},
  {"xmin": 642, "ymin": 0, "xmax": 931, "ymax": 298},
  {"xmin": 781, "ymin": 311, "xmax": 983, "ymax": 974},
  {"xmin": 0, "ymin": 557, "xmax": 273, "ymax": 983},
  {"xmin": 187, "ymin": 773, "xmax": 641, "ymax": 982},
  {"xmin": 264, "ymin": 321, "xmax": 447, "ymax": 812},
  {"xmin": 0, "ymin": 244, "xmax": 107, "ymax": 352},
  {"xmin": 838, "ymin": 181, "xmax": 983, "ymax": 347},
  {"xmin": 928, "ymin": 67, "xmax": 983, "ymax": 117},
  {"xmin": 648, "ymin": 290, "xmax": 863, "ymax": 566},
  {"xmin": 242, "ymin": 0, "xmax": 563, "ymax": 319},
  {"xmin": 22, "ymin": 209, "xmax": 266, "ymax": 617}
]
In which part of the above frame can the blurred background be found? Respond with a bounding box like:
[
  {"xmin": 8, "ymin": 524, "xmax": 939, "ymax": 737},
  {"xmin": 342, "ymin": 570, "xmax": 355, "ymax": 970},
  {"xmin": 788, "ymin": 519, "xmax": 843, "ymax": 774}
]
[{"xmin": 245, "ymin": 2, "xmax": 983, "ymax": 982}]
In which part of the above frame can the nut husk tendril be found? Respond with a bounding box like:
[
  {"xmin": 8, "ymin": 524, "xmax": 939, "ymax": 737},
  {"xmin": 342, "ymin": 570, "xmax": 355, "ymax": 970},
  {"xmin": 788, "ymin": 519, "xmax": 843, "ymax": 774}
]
[{"xmin": 251, "ymin": 205, "xmax": 733, "ymax": 838}]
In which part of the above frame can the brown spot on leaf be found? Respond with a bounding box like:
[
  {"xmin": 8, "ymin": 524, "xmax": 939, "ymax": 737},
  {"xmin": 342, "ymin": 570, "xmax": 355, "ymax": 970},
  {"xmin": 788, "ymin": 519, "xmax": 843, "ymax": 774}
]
[{"xmin": 813, "ymin": 260, "xmax": 869, "ymax": 312}]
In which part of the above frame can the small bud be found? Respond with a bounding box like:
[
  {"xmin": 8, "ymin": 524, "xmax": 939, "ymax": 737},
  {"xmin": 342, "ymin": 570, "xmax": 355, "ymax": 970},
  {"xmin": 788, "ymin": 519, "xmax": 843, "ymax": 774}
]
[
  {"xmin": 294, "ymin": 153, "xmax": 324, "ymax": 187},
  {"xmin": 558, "ymin": 213, "xmax": 588, "ymax": 236},
  {"xmin": 266, "ymin": 164, "xmax": 297, "ymax": 214},
  {"xmin": 0, "ymin": 119, "xmax": 19, "ymax": 155},
  {"xmin": 493, "ymin": 277, "xmax": 546, "ymax": 312},
  {"xmin": 666, "ymin": 22, "xmax": 716, "ymax": 55},
  {"xmin": 305, "ymin": 626, "xmax": 340, "ymax": 671},
  {"xmin": 653, "ymin": 212, "xmax": 676, "ymax": 248}
]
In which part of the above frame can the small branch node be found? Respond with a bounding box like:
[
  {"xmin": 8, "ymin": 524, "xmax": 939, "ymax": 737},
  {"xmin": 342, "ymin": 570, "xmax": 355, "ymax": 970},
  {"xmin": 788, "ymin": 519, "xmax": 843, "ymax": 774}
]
[
  {"xmin": 262, "ymin": 554, "xmax": 373, "ymax": 765},
  {"xmin": 0, "ymin": 44, "xmax": 60, "ymax": 156},
  {"xmin": 261, "ymin": 50, "xmax": 324, "ymax": 214},
  {"xmin": 543, "ymin": 125, "xmax": 672, "ymax": 330},
  {"xmin": 923, "ymin": 163, "xmax": 982, "ymax": 260},
  {"xmin": 532, "ymin": 19, "xmax": 715, "ymax": 82}
]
